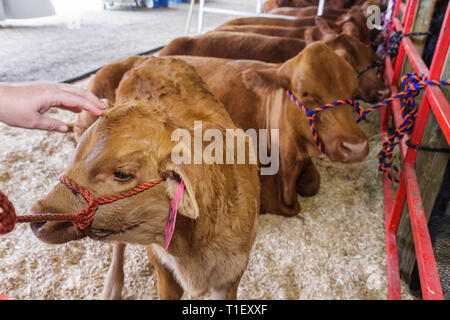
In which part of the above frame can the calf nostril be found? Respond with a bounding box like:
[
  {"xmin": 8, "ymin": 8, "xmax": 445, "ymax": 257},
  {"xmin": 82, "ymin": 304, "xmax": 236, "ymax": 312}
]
[
  {"xmin": 376, "ymin": 87, "xmax": 391, "ymax": 99},
  {"xmin": 340, "ymin": 140, "xmax": 368, "ymax": 155},
  {"xmin": 340, "ymin": 141, "xmax": 352, "ymax": 154}
]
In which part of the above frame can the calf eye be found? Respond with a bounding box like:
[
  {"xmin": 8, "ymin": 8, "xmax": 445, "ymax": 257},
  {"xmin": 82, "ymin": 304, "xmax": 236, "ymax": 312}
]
[{"xmin": 113, "ymin": 171, "xmax": 134, "ymax": 182}]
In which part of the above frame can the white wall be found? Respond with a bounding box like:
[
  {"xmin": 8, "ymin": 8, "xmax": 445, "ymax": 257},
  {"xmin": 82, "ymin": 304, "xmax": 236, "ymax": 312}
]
[
  {"xmin": 0, "ymin": 2, "xmax": 5, "ymax": 20},
  {"xmin": 2, "ymin": 0, "xmax": 55, "ymax": 19}
]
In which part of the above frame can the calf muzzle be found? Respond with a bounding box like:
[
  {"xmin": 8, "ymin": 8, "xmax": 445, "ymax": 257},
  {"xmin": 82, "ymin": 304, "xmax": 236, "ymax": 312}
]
[{"xmin": 28, "ymin": 176, "xmax": 164, "ymax": 243}]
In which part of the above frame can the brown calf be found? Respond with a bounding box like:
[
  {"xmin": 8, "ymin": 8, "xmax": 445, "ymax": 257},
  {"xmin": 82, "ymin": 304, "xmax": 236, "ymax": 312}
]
[
  {"xmin": 215, "ymin": 17, "xmax": 338, "ymax": 43},
  {"xmin": 159, "ymin": 31, "xmax": 309, "ymax": 63},
  {"xmin": 168, "ymin": 43, "xmax": 369, "ymax": 216},
  {"xmin": 268, "ymin": 7, "xmax": 370, "ymax": 43},
  {"xmin": 160, "ymin": 32, "xmax": 390, "ymax": 103},
  {"xmin": 73, "ymin": 43, "xmax": 368, "ymax": 217},
  {"xmin": 221, "ymin": 16, "xmax": 320, "ymax": 28},
  {"xmin": 269, "ymin": 6, "xmax": 346, "ymax": 17},
  {"xmin": 30, "ymin": 57, "xmax": 260, "ymax": 300}
]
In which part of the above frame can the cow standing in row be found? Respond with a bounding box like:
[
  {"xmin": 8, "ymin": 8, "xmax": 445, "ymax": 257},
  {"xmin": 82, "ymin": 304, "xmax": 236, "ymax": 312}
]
[
  {"xmin": 221, "ymin": 9, "xmax": 369, "ymax": 43},
  {"xmin": 215, "ymin": 16, "xmax": 338, "ymax": 43},
  {"xmin": 168, "ymin": 44, "xmax": 369, "ymax": 216},
  {"xmin": 159, "ymin": 32, "xmax": 389, "ymax": 103},
  {"xmin": 156, "ymin": 0, "xmax": 391, "ymax": 216},
  {"xmin": 267, "ymin": 7, "xmax": 371, "ymax": 43},
  {"xmin": 73, "ymin": 43, "xmax": 369, "ymax": 217},
  {"xmin": 263, "ymin": 0, "xmax": 387, "ymax": 13}
]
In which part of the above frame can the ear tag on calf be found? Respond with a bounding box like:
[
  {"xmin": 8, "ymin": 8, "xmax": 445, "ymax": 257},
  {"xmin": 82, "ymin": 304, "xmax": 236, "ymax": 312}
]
[{"xmin": 164, "ymin": 180, "xmax": 185, "ymax": 251}]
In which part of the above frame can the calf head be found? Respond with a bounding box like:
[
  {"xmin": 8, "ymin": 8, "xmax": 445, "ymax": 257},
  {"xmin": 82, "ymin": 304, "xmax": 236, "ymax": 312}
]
[
  {"xmin": 335, "ymin": 8, "xmax": 371, "ymax": 44},
  {"xmin": 326, "ymin": 33, "xmax": 390, "ymax": 103},
  {"xmin": 30, "ymin": 102, "xmax": 200, "ymax": 245},
  {"xmin": 29, "ymin": 57, "xmax": 230, "ymax": 245},
  {"xmin": 243, "ymin": 42, "xmax": 368, "ymax": 163}
]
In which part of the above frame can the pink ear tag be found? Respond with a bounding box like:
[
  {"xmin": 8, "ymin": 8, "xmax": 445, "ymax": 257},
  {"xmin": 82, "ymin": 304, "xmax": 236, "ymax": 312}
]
[{"xmin": 164, "ymin": 180, "xmax": 185, "ymax": 251}]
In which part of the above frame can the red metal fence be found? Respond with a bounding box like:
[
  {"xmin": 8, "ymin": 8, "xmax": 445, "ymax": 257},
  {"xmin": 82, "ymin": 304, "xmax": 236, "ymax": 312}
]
[{"xmin": 381, "ymin": 0, "xmax": 449, "ymax": 300}]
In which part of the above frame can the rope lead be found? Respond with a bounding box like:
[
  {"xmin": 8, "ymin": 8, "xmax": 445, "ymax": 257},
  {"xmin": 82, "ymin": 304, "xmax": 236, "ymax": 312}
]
[
  {"xmin": 0, "ymin": 176, "xmax": 164, "ymax": 235},
  {"xmin": 286, "ymin": 72, "xmax": 450, "ymax": 183}
]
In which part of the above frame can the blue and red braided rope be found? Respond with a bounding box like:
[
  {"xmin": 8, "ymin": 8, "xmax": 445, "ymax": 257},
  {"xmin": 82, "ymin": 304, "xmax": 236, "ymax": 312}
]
[
  {"xmin": 286, "ymin": 89, "xmax": 359, "ymax": 155},
  {"xmin": 375, "ymin": 74, "xmax": 450, "ymax": 182},
  {"xmin": 286, "ymin": 72, "xmax": 450, "ymax": 183}
]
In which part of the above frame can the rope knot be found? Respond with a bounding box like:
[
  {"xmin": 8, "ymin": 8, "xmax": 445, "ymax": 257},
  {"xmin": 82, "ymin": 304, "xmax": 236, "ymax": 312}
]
[{"xmin": 72, "ymin": 200, "xmax": 100, "ymax": 234}]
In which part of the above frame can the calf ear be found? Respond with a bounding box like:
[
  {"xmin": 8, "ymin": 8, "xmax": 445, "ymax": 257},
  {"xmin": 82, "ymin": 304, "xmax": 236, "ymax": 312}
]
[
  {"xmin": 159, "ymin": 160, "xmax": 199, "ymax": 220},
  {"xmin": 74, "ymin": 99, "xmax": 114, "ymax": 142},
  {"xmin": 242, "ymin": 68, "xmax": 291, "ymax": 91},
  {"xmin": 315, "ymin": 17, "xmax": 337, "ymax": 36}
]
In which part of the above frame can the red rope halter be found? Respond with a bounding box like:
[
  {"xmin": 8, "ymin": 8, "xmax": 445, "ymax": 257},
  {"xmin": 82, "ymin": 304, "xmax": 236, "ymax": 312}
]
[{"xmin": 0, "ymin": 176, "xmax": 164, "ymax": 235}]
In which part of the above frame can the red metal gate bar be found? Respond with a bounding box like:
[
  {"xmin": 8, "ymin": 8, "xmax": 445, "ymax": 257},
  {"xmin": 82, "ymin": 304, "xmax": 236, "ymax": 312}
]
[
  {"xmin": 396, "ymin": 25, "xmax": 430, "ymax": 75},
  {"xmin": 424, "ymin": 87, "xmax": 450, "ymax": 143},
  {"xmin": 380, "ymin": 102, "xmax": 402, "ymax": 300},
  {"xmin": 428, "ymin": 12, "xmax": 450, "ymax": 79},
  {"xmin": 403, "ymin": 164, "xmax": 444, "ymax": 299},
  {"xmin": 381, "ymin": 56, "xmax": 404, "ymax": 300},
  {"xmin": 381, "ymin": 0, "xmax": 449, "ymax": 300},
  {"xmin": 393, "ymin": 0, "xmax": 420, "ymax": 85}
]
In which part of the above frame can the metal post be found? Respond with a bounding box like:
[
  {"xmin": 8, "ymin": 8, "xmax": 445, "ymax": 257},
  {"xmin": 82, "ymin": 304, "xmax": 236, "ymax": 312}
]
[
  {"xmin": 197, "ymin": 0, "xmax": 205, "ymax": 34},
  {"xmin": 317, "ymin": 0, "xmax": 325, "ymax": 16},
  {"xmin": 194, "ymin": 0, "xmax": 296, "ymax": 35},
  {"xmin": 256, "ymin": 0, "xmax": 262, "ymax": 13},
  {"xmin": 185, "ymin": 0, "xmax": 196, "ymax": 36}
]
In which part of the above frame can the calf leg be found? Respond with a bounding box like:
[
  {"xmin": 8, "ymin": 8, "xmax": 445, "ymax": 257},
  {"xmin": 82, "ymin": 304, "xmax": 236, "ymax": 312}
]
[
  {"xmin": 146, "ymin": 246, "xmax": 184, "ymax": 300},
  {"xmin": 102, "ymin": 242, "xmax": 126, "ymax": 300},
  {"xmin": 296, "ymin": 158, "xmax": 320, "ymax": 197},
  {"xmin": 276, "ymin": 157, "xmax": 302, "ymax": 217},
  {"xmin": 210, "ymin": 275, "xmax": 242, "ymax": 300},
  {"xmin": 260, "ymin": 173, "xmax": 301, "ymax": 217}
]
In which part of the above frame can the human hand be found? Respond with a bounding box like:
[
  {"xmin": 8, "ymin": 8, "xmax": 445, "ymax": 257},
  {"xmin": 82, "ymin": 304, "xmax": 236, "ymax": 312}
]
[{"xmin": 0, "ymin": 82, "xmax": 105, "ymax": 132}]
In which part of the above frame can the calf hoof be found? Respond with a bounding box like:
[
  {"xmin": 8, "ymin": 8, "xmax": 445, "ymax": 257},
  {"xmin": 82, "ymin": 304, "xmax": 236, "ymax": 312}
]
[
  {"xmin": 260, "ymin": 199, "xmax": 302, "ymax": 217},
  {"xmin": 261, "ymin": 198, "xmax": 302, "ymax": 217},
  {"xmin": 296, "ymin": 161, "xmax": 320, "ymax": 197}
]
